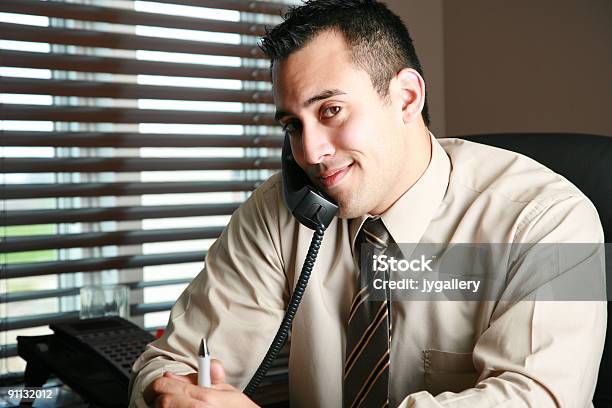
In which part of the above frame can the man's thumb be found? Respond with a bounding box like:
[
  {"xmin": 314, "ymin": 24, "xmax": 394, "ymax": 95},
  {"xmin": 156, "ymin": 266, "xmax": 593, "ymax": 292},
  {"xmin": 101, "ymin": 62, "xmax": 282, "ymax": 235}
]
[{"xmin": 210, "ymin": 358, "xmax": 226, "ymax": 384}]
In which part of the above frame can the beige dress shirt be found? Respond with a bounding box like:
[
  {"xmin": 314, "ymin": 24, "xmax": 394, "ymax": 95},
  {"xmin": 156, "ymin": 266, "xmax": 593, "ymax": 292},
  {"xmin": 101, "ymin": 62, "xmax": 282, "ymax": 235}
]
[{"xmin": 130, "ymin": 134, "xmax": 606, "ymax": 407}]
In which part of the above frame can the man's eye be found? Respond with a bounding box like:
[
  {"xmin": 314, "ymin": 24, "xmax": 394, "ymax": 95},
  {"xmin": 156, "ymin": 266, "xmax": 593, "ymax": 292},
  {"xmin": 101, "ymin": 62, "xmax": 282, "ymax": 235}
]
[{"xmin": 322, "ymin": 106, "xmax": 341, "ymax": 119}]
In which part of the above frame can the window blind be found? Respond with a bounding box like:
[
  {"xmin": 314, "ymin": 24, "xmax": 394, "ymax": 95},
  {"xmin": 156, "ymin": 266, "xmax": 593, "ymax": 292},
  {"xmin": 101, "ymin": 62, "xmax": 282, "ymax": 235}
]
[{"xmin": 0, "ymin": 0, "xmax": 291, "ymax": 392}]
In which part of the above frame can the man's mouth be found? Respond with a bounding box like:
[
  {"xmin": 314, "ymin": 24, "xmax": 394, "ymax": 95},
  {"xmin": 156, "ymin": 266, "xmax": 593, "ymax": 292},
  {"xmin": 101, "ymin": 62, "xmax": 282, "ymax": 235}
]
[{"xmin": 319, "ymin": 164, "xmax": 353, "ymax": 188}]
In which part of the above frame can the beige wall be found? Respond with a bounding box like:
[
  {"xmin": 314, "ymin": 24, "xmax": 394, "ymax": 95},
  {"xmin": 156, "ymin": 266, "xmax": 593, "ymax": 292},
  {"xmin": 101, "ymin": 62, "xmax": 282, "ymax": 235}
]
[
  {"xmin": 387, "ymin": 0, "xmax": 612, "ymax": 137},
  {"xmin": 444, "ymin": 0, "xmax": 612, "ymax": 136},
  {"xmin": 385, "ymin": 0, "xmax": 446, "ymax": 137}
]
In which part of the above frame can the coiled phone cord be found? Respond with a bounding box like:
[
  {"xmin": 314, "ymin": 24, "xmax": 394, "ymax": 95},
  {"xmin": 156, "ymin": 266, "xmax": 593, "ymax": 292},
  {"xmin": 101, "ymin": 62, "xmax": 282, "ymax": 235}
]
[{"xmin": 244, "ymin": 224, "xmax": 326, "ymax": 397}]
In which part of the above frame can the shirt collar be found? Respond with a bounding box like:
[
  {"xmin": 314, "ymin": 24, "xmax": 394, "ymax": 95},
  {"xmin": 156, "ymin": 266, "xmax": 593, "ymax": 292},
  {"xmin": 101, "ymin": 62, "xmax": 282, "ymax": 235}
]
[{"xmin": 349, "ymin": 131, "xmax": 451, "ymax": 256}]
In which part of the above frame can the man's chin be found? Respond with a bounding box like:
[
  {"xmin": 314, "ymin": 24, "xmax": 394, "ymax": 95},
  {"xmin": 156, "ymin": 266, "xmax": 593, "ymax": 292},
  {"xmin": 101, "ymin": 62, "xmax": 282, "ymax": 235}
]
[
  {"xmin": 334, "ymin": 199, "xmax": 368, "ymax": 220},
  {"xmin": 337, "ymin": 209, "xmax": 367, "ymax": 220},
  {"xmin": 322, "ymin": 187, "xmax": 368, "ymax": 219}
]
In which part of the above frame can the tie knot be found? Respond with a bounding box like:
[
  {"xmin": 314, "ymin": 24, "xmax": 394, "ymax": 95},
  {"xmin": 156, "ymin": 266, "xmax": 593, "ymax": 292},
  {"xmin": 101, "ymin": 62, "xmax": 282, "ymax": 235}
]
[{"xmin": 361, "ymin": 217, "xmax": 391, "ymax": 250}]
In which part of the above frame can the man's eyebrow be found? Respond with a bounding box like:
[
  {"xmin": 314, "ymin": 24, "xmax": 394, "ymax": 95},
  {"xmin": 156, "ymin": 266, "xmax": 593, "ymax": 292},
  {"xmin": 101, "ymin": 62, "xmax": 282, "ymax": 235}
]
[
  {"xmin": 274, "ymin": 89, "xmax": 346, "ymax": 122},
  {"xmin": 303, "ymin": 89, "xmax": 346, "ymax": 107}
]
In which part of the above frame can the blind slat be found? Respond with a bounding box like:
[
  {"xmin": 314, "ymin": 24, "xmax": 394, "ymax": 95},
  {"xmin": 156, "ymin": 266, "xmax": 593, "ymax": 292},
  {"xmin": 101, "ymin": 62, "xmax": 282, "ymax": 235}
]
[
  {"xmin": 3, "ymin": 180, "xmax": 264, "ymax": 199},
  {"xmin": 130, "ymin": 301, "xmax": 175, "ymax": 316},
  {"xmin": 0, "ymin": 0, "xmax": 268, "ymax": 36},
  {"xmin": 4, "ymin": 203, "xmax": 240, "ymax": 226},
  {"xmin": 0, "ymin": 104, "xmax": 276, "ymax": 125},
  {"xmin": 3, "ymin": 157, "xmax": 280, "ymax": 173},
  {"xmin": 145, "ymin": 0, "xmax": 288, "ymax": 15},
  {"xmin": 1, "ymin": 78, "xmax": 274, "ymax": 103},
  {"xmin": 3, "ymin": 311, "xmax": 80, "ymax": 332},
  {"xmin": 1, "ymin": 302, "xmax": 173, "ymax": 331},
  {"xmin": 0, "ymin": 50, "xmax": 271, "ymax": 81},
  {"xmin": 5, "ymin": 251, "xmax": 207, "ymax": 279},
  {"xmin": 2, "ymin": 227, "xmax": 225, "ymax": 253},
  {"xmin": 2, "ymin": 132, "xmax": 283, "ymax": 148},
  {"xmin": 0, "ymin": 22, "xmax": 265, "ymax": 58},
  {"xmin": 3, "ymin": 278, "xmax": 193, "ymax": 303},
  {"xmin": 0, "ymin": 345, "xmax": 18, "ymax": 359}
]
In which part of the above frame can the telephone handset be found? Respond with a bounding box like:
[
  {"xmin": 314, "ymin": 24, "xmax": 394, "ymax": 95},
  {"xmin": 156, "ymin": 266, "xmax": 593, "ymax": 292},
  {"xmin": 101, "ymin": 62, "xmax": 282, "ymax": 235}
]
[
  {"xmin": 280, "ymin": 134, "xmax": 338, "ymax": 229},
  {"xmin": 244, "ymin": 135, "xmax": 338, "ymax": 396}
]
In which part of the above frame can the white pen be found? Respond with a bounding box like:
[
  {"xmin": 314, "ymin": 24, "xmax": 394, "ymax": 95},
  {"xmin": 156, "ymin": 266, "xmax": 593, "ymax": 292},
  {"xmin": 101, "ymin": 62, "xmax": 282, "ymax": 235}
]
[{"xmin": 198, "ymin": 338, "xmax": 212, "ymax": 387}]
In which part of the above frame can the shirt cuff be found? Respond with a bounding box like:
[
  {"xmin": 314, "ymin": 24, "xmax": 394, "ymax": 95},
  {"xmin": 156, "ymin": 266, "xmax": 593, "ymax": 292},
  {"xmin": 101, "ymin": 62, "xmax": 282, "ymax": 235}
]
[{"xmin": 397, "ymin": 391, "xmax": 443, "ymax": 408}]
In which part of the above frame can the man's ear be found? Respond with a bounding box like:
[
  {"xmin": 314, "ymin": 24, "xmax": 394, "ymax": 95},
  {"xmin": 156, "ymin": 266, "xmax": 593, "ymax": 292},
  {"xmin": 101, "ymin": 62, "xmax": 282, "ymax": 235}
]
[{"xmin": 394, "ymin": 68, "xmax": 426, "ymax": 125}]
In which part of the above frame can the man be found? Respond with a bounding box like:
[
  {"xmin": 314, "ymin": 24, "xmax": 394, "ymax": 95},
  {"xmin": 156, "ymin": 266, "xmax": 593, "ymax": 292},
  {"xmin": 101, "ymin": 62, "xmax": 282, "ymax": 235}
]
[{"xmin": 130, "ymin": 1, "xmax": 606, "ymax": 407}]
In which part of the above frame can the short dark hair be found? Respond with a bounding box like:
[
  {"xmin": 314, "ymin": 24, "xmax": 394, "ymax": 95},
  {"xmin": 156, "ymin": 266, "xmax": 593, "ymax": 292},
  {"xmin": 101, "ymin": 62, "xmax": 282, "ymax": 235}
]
[{"xmin": 259, "ymin": 0, "xmax": 430, "ymax": 126}]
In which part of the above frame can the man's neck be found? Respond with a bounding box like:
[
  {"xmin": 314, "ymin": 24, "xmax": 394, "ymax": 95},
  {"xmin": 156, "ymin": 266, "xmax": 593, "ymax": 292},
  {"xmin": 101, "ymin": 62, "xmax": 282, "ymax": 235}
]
[{"xmin": 370, "ymin": 127, "xmax": 433, "ymax": 216}]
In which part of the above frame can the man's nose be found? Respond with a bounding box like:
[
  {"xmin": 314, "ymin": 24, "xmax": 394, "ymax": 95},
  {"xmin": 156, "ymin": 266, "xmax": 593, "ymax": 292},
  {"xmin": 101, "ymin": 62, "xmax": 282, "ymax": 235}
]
[{"xmin": 301, "ymin": 125, "xmax": 335, "ymax": 165}]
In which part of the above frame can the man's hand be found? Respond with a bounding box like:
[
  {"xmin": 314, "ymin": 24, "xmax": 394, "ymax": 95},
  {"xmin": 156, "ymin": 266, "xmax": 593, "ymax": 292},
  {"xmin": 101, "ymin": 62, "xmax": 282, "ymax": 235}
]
[{"xmin": 144, "ymin": 359, "xmax": 260, "ymax": 408}]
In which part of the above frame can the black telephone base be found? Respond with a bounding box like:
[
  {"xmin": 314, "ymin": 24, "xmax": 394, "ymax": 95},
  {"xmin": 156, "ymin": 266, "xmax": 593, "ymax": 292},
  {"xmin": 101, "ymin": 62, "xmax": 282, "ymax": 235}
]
[{"xmin": 18, "ymin": 334, "xmax": 128, "ymax": 408}]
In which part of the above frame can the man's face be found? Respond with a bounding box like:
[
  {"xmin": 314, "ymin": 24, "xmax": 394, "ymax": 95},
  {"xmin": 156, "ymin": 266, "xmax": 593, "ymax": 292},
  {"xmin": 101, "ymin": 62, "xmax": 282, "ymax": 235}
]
[{"xmin": 273, "ymin": 30, "xmax": 414, "ymax": 218}]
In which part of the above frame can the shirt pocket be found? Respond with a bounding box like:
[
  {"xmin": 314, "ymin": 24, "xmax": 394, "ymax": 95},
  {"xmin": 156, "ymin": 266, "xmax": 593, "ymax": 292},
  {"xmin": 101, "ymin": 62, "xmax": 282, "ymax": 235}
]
[{"xmin": 423, "ymin": 349, "xmax": 479, "ymax": 395}]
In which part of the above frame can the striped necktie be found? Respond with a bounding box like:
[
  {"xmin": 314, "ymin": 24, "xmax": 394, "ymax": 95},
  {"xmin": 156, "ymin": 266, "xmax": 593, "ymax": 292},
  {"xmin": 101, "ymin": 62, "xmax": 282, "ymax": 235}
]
[{"xmin": 344, "ymin": 217, "xmax": 392, "ymax": 408}]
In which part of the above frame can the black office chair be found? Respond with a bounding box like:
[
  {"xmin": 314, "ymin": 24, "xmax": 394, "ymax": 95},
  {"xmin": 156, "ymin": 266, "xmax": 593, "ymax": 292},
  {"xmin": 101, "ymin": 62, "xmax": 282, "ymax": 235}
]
[{"xmin": 458, "ymin": 133, "xmax": 612, "ymax": 407}]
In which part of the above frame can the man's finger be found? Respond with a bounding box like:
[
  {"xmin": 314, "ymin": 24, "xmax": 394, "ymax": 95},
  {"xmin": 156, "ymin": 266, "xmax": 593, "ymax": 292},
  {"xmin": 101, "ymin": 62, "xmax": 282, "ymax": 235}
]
[
  {"xmin": 161, "ymin": 377, "xmax": 233, "ymax": 403},
  {"xmin": 210, "ymin": 359, "xmax": 226, "ymax": 384},
  {"xmin": 164, "ymin": 371, "xmax": 197, "ymax": 385},
  {"xmin": 152, "ymin": 376, "xmax": 256, "ymax": 407},
  {"xmin": 145, "ymin": 372, "xmax": 197, "ymax": 404},
  {"xmin": 154, "ymin": 393, "xmax": 213, "ymax": 408},
  {"xmin": 153, "ymin": 376, "xmax": 206, "ymax": 400}
]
